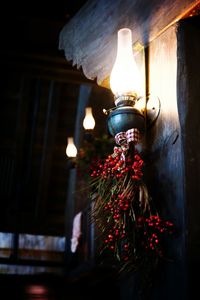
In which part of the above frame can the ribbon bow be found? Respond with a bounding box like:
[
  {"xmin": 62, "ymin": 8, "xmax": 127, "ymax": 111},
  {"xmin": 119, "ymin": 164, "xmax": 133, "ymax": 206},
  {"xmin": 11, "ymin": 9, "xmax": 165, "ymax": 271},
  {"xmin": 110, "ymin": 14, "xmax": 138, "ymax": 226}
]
[
  {"xmin": 115, "ymin": 128, "xmax": 140, "ymax": 147},
  {"xmin": 113, "ymin": 128, "xmax": 141, "ymax": 163}
]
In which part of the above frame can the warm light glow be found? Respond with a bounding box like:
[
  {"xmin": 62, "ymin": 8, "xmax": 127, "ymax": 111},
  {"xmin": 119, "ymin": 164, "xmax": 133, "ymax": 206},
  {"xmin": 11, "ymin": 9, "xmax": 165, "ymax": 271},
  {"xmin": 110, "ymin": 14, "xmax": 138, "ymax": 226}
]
[
  {"xmin": 66, "ymin": 137, "xmax": 77, "ymax": 158},
  {"xmin": 134, "ymin": 97, "xmax": 146, "ymax": 112},
  {"xmin": 110, "ymin": 28, "xmax": 142, "ymax": 98},
  {"xmin": 83, "ymin": 107, "xmax": 95, "ymax": 130},
  {"xmin": 149, "ymin": 28, "xmax": 177, "ymax": 118}
]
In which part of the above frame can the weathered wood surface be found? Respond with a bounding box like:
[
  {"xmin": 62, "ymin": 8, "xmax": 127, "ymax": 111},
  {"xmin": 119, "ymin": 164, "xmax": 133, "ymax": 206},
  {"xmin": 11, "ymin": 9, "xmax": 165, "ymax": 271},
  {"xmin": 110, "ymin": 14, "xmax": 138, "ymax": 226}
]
[
  {"xmin": 146, "ymin": 24, "xmax": 187, "ymax": 300},
  {"xmin": 59, "ymin": 0, "xmax": 199, "ymax": 87},
  {"xmin": 177, "ymin": 16, "xmax": 200, "ymax": 298}
]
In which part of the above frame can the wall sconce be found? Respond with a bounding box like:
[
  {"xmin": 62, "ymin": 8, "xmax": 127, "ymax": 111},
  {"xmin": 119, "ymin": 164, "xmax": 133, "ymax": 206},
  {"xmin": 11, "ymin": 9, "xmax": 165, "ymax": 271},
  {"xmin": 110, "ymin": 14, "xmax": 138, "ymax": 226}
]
[
  {"xmin": 87, "ymin": 28, "xmax": 171, "ymax": 275},
  {"xmin": 104, "ymin": 28, "xmax": 159, "ymax": 137}
]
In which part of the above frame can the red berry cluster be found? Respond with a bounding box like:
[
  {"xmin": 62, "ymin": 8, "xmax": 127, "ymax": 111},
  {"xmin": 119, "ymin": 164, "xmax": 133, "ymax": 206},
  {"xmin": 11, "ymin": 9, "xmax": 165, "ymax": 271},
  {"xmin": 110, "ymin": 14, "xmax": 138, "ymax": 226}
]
[
  {"xmin": 103, "ymin": 227, "xmax": 130, "ymax": 262},
  {"xmin": 136, "ymin": 215, "xmax": 174, "ymax": 256},
  {"xmin": 90, "ymin": 148, "xmax": 146, "ymax": 262},
  {"xmin": 90, "ymin": 148, "xmax": 144, "ymax": 181},
  {"xmin": 90, "ymin": 145, "xmax": 175, "ymax": 270},
  {"xmin": 102, "ymin": 192, "xmax": 135, "ymax": 261},
  {"xmin": 104, "ymin": 193, "xmax": 132, "ymax": 214}
]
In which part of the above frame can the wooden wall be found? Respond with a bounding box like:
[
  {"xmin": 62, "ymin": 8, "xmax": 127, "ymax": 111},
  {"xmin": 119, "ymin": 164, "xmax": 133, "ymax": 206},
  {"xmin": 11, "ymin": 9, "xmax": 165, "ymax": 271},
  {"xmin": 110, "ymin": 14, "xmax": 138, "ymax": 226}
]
[
  {"xmin": 131, "ymin": 15, "xmax": 200, "ymax": 300},
  {"xmin": 177, "ymin": 16, "xmax": 200, "ymax": 298},
  {"xmin": 146, "ymin": 24, "xmax": 186, "ymax": 300}
]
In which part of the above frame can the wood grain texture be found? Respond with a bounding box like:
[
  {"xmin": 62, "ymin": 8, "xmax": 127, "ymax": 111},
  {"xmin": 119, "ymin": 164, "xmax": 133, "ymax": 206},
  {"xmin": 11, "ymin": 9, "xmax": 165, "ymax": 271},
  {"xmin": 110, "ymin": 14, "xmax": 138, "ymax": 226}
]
[
  {"xmin": 59, "ymin": 0, "xmax": 199, "ymax": 87},
  {"xmin": 145, "ymin": 25, "xmax": 187, "ymax": 299},
  {"xmin": 177, "ymin": 17, "xmax": 200, "ymax": 295}
]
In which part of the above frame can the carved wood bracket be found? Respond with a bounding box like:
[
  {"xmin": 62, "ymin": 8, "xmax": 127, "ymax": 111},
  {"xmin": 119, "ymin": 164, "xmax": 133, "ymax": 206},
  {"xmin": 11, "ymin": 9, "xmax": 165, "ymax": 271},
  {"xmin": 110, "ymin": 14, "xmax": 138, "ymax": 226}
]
[{"xmin": 59, "ymin": 0, "xmax": 199, "ymax": 88}]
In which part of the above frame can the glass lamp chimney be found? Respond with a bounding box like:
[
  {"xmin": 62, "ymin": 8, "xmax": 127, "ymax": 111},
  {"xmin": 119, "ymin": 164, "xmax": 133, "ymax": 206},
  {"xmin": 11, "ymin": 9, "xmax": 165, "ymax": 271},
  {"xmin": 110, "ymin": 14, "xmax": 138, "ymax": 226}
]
[{"xmin": 110, "ymin": 28, "xmax": 142, "ymax": 104}]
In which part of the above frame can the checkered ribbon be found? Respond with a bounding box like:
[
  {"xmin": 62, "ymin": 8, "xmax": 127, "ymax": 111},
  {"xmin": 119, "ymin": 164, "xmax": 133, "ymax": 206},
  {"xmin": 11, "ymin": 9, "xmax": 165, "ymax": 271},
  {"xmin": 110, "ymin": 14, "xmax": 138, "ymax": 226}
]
[
  {"xmin": 115, "ymin": 128, "xmax": 140, "ymax": 146},
  {"xmin": 113, "ymin": 128, "xmax": 141, "ymax": 162}
]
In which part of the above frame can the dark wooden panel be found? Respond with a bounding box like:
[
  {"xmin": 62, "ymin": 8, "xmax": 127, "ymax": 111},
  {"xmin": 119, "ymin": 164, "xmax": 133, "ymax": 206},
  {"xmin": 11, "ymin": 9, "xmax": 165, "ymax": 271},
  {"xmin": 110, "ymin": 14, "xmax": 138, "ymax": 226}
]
[
  {"xmin": 0, "ymin": 52, "xmax": 92, "ymax": 85},
  {"xmin": 140, "ymin": 25, "xmax": 187, "ymax": 300},
  {"xmin": 177, "ymin": 15, "xmax": 200, "ymax": 299},
  {"xmin": 0, "ymin": 56, "xmax": 112, "ymax": 237}
]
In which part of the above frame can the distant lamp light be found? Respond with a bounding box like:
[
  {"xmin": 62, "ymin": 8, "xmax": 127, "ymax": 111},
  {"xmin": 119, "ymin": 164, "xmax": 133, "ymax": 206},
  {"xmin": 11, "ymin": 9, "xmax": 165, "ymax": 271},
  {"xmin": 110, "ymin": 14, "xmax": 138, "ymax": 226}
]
[
  {"xmin": 83, "ymin": 107, "xmax": 95, "ymax": 142},
  {"xmin": 66, "ymin": 137, "xmax": 77, "ymax": 158},
  {"xmin": 83, "ymin": 107, "xmax": 95, "ymax": 130}
]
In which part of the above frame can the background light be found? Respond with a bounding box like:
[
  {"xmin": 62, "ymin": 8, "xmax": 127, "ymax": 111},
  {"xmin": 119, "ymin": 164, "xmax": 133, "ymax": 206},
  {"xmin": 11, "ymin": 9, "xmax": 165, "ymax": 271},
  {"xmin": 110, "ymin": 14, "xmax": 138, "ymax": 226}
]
[
  {"xmin": 83, "ymin": 107, "xmax": 95, "ymax": 130},
  {"xmin": 66, "ymin": 137, "xmax": 77, "ymax": 158}
]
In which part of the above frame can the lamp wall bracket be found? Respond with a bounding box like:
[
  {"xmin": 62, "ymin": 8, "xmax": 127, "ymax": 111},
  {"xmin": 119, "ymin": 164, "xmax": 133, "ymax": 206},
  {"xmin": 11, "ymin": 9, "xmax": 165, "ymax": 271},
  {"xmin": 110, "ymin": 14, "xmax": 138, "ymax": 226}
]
[{"xmin": 146, "ymin": 95, "xmax": 161, "ymax": 128}]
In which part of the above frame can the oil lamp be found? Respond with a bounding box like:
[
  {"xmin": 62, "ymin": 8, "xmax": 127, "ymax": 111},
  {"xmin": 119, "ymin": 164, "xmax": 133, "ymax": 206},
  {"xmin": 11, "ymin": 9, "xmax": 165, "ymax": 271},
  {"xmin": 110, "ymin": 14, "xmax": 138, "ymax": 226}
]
[{"xmin": 105, "ymin": 28, "xmax": 145, "ymax": 137}]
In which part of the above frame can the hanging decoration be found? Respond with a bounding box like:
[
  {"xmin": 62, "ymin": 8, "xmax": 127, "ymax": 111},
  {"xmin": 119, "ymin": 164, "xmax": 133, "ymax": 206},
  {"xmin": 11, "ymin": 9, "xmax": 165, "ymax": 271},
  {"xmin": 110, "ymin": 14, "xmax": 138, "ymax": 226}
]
[
  {"xmin": 89, "ymin": 127, "xmax": 174, "ymax": 273},
  {"xmin": 71, "ymin": 27, "xmax": 174, "ymax": 277}
]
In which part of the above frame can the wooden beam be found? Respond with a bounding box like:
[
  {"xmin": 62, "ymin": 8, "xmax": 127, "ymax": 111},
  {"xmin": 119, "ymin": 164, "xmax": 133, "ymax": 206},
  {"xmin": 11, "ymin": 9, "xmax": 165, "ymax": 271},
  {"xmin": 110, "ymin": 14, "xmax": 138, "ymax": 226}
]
[
  {"xmin": 59, "ymin": 0, "xmax": 200, "ymax": 88},
  {"xmin": 0, "ymin": 52, "xmax": 93, "ymax": 85}
]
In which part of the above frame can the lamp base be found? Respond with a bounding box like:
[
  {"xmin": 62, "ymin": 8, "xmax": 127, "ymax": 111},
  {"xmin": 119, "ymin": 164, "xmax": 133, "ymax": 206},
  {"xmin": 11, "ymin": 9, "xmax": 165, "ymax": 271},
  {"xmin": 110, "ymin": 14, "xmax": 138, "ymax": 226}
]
[{"xmin": 107, "ymin": 105, "xmax": 145, "ymax": 137}]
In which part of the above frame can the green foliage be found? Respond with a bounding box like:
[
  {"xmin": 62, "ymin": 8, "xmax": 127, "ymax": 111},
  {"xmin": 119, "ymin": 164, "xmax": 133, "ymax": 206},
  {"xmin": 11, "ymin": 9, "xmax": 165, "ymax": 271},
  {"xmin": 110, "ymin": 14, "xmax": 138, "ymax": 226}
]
[{"xmin": 76, "ymin": 134, "xmax": 114, "ymax": 179}]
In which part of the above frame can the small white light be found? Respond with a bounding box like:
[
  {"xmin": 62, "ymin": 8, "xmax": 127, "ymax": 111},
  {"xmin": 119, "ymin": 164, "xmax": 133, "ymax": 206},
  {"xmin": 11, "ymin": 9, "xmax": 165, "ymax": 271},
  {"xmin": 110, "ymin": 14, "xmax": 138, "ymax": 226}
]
[
  {"xmin": 66, "ymin": 137, "xmax": 77, "ymax": 158},
  {"xmin": 83, "ymin": 107, "xmax": 95, "ymax": 130}
]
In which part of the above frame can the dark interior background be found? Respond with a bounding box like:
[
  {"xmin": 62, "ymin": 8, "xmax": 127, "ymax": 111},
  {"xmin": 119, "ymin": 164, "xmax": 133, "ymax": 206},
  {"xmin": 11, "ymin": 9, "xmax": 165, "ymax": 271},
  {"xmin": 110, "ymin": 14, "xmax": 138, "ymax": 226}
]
[{"xmin": 0, "ymin": 0, "xmax": 113, "ymax": 237}]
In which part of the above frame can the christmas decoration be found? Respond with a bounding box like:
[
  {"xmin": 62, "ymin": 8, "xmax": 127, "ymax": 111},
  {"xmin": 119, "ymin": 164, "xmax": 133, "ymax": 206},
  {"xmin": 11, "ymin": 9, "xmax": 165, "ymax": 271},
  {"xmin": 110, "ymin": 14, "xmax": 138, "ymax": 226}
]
[
  {"xmin": 88, "ymin": 128, "xmax": 174, "ymax": 274},
  {"xmin": 76, "ymin": 134, "xmax": 114, "ymax": 179}
]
